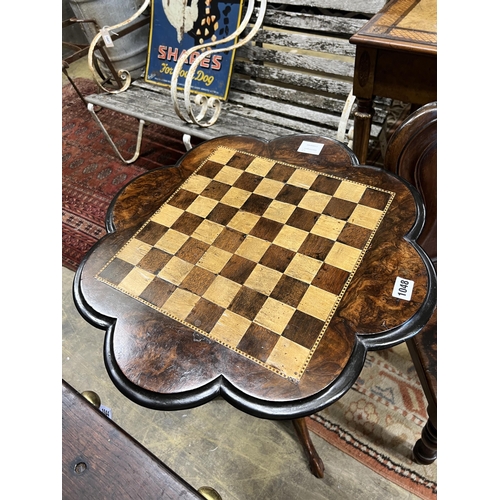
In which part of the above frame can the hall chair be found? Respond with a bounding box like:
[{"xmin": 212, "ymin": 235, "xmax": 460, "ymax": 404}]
[{"xmin": 383, "ymin": 101, "xmax": 437, "ymax": 464}]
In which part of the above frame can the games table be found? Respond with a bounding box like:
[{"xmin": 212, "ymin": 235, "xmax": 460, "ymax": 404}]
[{"xmin": 73, "ymin": 134, "xmax": 436, "ymax": 478}]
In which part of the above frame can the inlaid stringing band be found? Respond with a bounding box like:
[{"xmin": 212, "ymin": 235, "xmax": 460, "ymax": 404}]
[{"xmin": 97, "ymin": 147, "xmax": 395, "ymax": 381}]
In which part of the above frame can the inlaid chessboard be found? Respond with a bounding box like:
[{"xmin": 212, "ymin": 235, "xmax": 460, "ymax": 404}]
[{"xmin": 97, "ymin": 147, "xmax": 395, "ymax": 381}]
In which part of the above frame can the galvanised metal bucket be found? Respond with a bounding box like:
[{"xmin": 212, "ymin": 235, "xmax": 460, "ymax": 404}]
[{"xmin": 69, "ymin": 0, "xmax": 150, "ymax": 80}]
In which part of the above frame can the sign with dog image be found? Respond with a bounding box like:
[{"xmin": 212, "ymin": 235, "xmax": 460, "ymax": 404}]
[{"xmin": 145, "ymin": 0, "xmax": 244, "ymax": 99}]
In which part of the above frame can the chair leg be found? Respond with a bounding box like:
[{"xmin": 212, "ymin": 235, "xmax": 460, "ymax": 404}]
[
  {"xmin": 352, "ymin": 98, "xmax": 373, "ymax": 164},
  {"xmin": 413, "ymin": 407, "xmax": 437, "ymax": 465},
  {"xmin": 292, "ymin": 418, "xmax": 325, "ymax": 478}
]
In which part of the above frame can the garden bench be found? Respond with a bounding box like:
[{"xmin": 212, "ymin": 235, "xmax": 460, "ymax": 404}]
[{"xmin": 84, "ymin": 0, "xmax": 390, "ymax": 163}]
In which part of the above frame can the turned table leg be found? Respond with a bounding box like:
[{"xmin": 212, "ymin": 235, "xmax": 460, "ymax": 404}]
[
  {"xmin": 292, "ymin": 418, "xmax": 325, "ymax": 478},
  {"xmin": 352, "ymin": 98, "xmax": 373, "ymax": 164},
  {"xmin": 413, "ymin": 408, "xmax": 437, "ymax": 465}
]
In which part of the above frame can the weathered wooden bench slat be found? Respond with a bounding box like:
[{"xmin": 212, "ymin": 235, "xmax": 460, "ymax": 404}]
[
  {"xmin": 133, "ymin": 77, "xmax": 386, "ymax": 124},
  {"xmin": 230, "ymin": 78, "xmax": 349, "ymax": 116},
  {"xmin": 87, "ymin": 88, "xmax": 311, "ymax": 141},
  {"xmin": 223, "ymin": 102, "xmax": 348, "ymax": 137},
  {"xmin": 270, "ymin": 0, "xmax": 387, "ymax": 16},
  {"xmin": 237, "ymin": 44, "xmax": 354, "ymax": 77},
  {"xmin": 227, "ymin": 92, "xmax": 346, "ymax": 131},
  {"xmin": 234, "ymin": 61, "xmax": 352, "ymax": 97},
  {"xmin": 260, "ymin": 10, "xmax": 367, "ymax": 35},
  {"xmin": 133, "ymin": 77, "xmax": 384, "ymax": 125},
  {"xmin": 228, "ymin": 89, "xmax": 385, "ymax": 132},
  {"xmin": 87, "ymin": 85, "xmax": 381, "ymax": 141},
  {"xmin": 229, "ymin": 79, "xmax": 389, "ymax": 125},
  {"xmin": 248, "ymin": 30, "xmax": 356, "ymax": 58}
]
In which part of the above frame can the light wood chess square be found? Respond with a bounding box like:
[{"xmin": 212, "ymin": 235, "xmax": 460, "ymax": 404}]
[
  {"xmin": 254, "ymin": 297, "xmax": 295, "ymax": 334},
  {"xmin": 117, "ymin": 238, "xmax": 152, "ymax": 265},
  {"xmin": 235, "ymin": 235, "xmax": 270, "ymax": 262},
  {"xmin": 192, "ymin": 219, "xmax": 225, "ymax": 245},
  {"xmin": 119, "ymin": 266, "xmax": 155, "ymax": 296},
  {"xmin": 273, "ymin": 225, "xmax": 309, "ymax": 252},
  {"xmin": 203, "ymin": 275, "xmax": 241, "ymax": 308},
  {"xmin": 334, "ymin": 181, "xmax": 366, "ymax": 203},
  {"xmin": 263, "ymin": 200, "xmax": 296, "ymax": 223},
  {"xmin": 209, "ymin": 147, "xmax": 236, "ymax": 164},
  {"xmin": 220, "ymin": 186, "xmax": 252, "ymax": 208},
  {"xmin": 210, "ymin": 310, "xmax": 252, "ymax": 347},
  {"xmin": 298, "ymin": 190, "xmax": 332, "ymax": 213},
  {"xmin": 253, "ymin": 177, "xmax": 285, "ymax": 198},
  {"xmin": 348, "ymin": 204, "xmax": 384, "ymax": 230},
  {"xmin": 285, "ymin": 253, "xmax": 323, "ymax": 283},
  {"xmin": 214, "ymin": 165, "xmax": 244, "ymax": 185},
  {"xmin": 310, "ymin": 214, "xmax": 345, "ymax": 240},
  {"xmin": 162, "ymin": 288, "xmax": 200, "ymax": 320},
  {"xmin": 151, "ymin": 204, "xmax": 184, "ymax": 227},
  {"xmin": 157, "ymin": 256, "xmax": 194, "ymax": 285},
  {"xmin": 288, "ymin": 168, "xmax": 319, "ymax": 189},
  {"xmin": 325, "ymin": 242, "xmax": 362, "ymax": 272},
  {"xmin": 246, "ymin": 157, "xmax": 276, "ymax": 177},
  {"xmin": 245, "ymin": 264, "xmax": 283, "ymax": 295},
  {"xmin": 181, "ymin": 174, "xmax": 212, "ymax": 194},
  {"xmin": 266, "ymin": 337, "xmax": 311, "ymax": 379},
  {"xmin": 297, "ymin": 285, "xmax": 338, "ymax": 321},
  {"xmin": 226, "ymin": 211, "xmax": 260, "ymax": 234},
  {"xmin": 197, "ymin": 246, "xmax": 233, "ymax": 273},
  {"xmin": 155, "ymin": 229, "xmax": 189, "ymax": 254},
  {"xmin": 186, "ymin": 196, "xmax": 219, "ymax": 218}
]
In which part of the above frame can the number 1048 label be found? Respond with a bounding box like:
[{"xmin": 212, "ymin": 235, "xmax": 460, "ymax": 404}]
[{"xmin": 392, "ymin": 277, "xmax": 414, "ymax": 301}]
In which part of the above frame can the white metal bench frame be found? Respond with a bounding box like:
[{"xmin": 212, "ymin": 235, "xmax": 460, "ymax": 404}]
[{"xmin": 85, "ymin": 0, "xmax": 387, "ymax": 163}]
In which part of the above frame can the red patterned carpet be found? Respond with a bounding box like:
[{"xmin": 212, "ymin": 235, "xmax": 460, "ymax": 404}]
[{"xmin": 62, "ymin": 78, "xmax": 201, "ymax": 271}]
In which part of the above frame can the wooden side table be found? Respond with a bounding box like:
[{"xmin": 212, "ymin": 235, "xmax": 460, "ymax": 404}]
[
  {"xmin": 350, "ymin": 0, "xmax": 437, "ymax": 164},
  {"xmin": 73, "ymin": 134, "xmax": 436, "ymax": 478}
]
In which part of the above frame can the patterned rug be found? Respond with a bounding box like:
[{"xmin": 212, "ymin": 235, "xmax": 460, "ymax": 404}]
[
  {"xmin": 62, "ymin": 78, "xmax": 436, "ymax": 497},
  {"xmin": 62, "ymin": 78, "xmax": 201, "ymax": 271},
  {"xmin": 306, "ymin": 344, "xmax": 437, "ymax": 499}
]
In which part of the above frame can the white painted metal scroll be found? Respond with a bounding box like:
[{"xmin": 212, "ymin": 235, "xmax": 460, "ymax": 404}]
[
  {"xmin": 170, "ymin": 0, "xmax": 268, "ymax": 127},
  {"xmin": 86, "ymin": 0, "xmax": 267, "ymax": 128},
  {"xmin": 87, "ymin": 0, "xmax": 152, "ymax": 94},
  {"xmin": 336, "ymin": 88, "xmax": 356, "ymax": 148}
]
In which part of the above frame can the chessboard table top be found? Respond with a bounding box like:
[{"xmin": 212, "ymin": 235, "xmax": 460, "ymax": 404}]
[{"xmin": 74, "ymin": 134, "xmax": 436, "ymax": 419}]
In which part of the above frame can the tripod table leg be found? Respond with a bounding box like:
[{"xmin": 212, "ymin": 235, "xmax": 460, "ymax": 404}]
[{"xmin": 292, "ymin": 417, "xmax": 325, "ymax": 478}]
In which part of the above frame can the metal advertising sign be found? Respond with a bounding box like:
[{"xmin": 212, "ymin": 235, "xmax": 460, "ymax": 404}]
[{"xmin": 145, "ymin": 0, "xmax": 244, "ymax": 99}]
